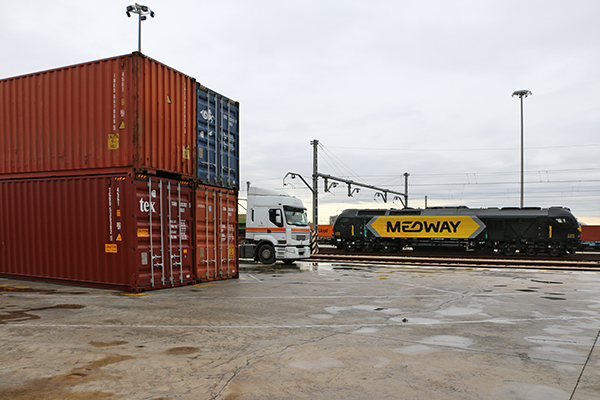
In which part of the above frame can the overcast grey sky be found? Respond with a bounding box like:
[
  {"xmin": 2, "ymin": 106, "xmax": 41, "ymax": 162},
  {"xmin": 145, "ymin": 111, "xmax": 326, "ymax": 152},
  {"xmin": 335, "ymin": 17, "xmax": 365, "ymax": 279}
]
[{"xmin": 1, "ymin": 1, "xmax": 599, "ymax": 224}]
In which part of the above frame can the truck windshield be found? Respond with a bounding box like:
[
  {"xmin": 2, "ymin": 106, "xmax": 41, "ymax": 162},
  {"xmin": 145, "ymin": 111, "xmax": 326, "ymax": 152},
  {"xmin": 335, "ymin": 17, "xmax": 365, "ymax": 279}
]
[{"xmin": 284, "ymin": 206, "xmax": 308, "ymax": 226}]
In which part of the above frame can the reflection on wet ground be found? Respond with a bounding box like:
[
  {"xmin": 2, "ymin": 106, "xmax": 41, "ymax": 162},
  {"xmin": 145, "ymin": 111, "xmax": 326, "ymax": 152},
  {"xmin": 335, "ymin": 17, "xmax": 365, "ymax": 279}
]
[
  {"xmin": 0, "ymin": 284, "xmax": 88, "ymax": 295},
  {"xmin": 0, "ymin": 304, "xmax": 86, "ymax": 324}
]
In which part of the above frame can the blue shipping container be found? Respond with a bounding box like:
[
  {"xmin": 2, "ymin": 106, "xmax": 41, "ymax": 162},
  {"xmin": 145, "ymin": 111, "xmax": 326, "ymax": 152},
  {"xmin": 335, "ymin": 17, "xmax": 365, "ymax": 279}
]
[{"xmin": 196, "ymin": 84, "xmax": 240, "ymax": 189}]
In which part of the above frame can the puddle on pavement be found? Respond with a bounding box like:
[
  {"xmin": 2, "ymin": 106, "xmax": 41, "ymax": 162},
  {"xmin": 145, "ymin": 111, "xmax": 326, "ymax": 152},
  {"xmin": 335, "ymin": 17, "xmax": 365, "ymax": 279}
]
[
  {"xmin": 436, "ymin": 306, "xmax": 483, "ymax": 316},
  {"xmin": 309, "ymin": 314, "xmax": 334, "ymax": 320},
  {"xmin": 420, "ymin": 335, "xmax": 475, "ymax": 349},
  {"xmin": 242, "ymin": 265, "xmax": 305, "ymax": 275},
  {"xmin": 165, "ymin": 346, "xmax": 200, "ymax": 355},
  {"xmin": 352, "ymin": 327, "xmax": 380, "ymax": 334},
  {"xmin": 391, "ymin": 317, "xmax": 439, "ymax": 325},
  {"xmin": 324, "ymin": 304, "xmax": 402, "ymax": 315},
  {"xmin": 0, "ymin": 354, "xmax": 134, "ymax": 400},
  {"xmin": 89, "ymin": 341, "xmax": 129, "ymax": 347},
  {"xmin": 395, "ymin": 344, "xmax": 439, "ymax": 355},
  {"xmin": 531, "ymin": 279, "xmax": 563, "ymax": 285},
  {"xmin": 0, "ymin": 284, "xmax": 88, "ymax": 295},
  {"xmin": 287, "ymin": 357, "xmax": 344, "ymax": 372},
  {"xmin": 333, "ymin": 265, "xmax": 374, "ymax": 272},
  {"xmin": 0, "ymin": 304, "xmax": 85, "ymax": 324}
]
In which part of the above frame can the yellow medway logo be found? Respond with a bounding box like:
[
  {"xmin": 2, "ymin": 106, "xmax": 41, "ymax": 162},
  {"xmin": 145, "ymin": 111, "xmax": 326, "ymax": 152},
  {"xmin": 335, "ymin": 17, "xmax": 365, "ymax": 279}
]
[{"xmin": 368, "ymin": 216, "xmax": 485, "ymax": 239}]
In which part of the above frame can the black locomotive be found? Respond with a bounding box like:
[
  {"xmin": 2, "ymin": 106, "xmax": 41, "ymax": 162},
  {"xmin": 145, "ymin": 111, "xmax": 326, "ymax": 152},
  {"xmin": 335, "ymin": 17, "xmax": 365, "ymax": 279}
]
[{"xmin": 332, "ymin": 206, "xmax": 581, "ymax": 257}]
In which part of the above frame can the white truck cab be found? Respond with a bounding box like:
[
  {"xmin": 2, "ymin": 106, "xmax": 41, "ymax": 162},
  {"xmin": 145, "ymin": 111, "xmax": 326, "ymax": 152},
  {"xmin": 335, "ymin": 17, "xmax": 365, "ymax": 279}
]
[{"xmin": 239, "ymin": 186, "xmax": 311, "ymax": 264}]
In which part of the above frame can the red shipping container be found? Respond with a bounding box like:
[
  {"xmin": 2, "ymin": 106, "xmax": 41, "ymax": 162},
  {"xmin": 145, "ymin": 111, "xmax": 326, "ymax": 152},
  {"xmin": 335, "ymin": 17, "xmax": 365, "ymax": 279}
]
[
  {"xmin": 0, "ymin": 173, "xmax": 195, "ymax": 291},
  {"xmin": 581, "ymin": 225, "xmax": 600, "ymax": 242},
  {"xmin": 0, "ymin": 53, "xmax": 196, "ymax": 179},
  {"xmin": 195, "ymin": 185, "xmax": 239, "ymax": 281}
]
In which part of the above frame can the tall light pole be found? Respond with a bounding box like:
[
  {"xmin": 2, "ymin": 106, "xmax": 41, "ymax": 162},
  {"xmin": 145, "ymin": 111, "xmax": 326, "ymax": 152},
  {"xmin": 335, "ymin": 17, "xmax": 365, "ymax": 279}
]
[
  {"xmin": 126, "ymin": 4, "xmax": 155, "ymax": 53},
  {"xmin": 512, "ymin": 89, "xmax": 532, "ymax": 208}
]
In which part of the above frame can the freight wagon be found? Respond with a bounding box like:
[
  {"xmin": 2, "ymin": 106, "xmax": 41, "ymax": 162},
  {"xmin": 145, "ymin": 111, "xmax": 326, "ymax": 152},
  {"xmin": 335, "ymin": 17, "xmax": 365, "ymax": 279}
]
[
  {"xmin": 0, "ymin": 174, "xmax": 238, "ymax": 291},
  {"xmin": 333, "ymin": 206, "xmax": 581, "ymax": 257},
  {"xmin": 317, "ymin": 224, "xmax": 335, "ymax": 245},
  {"xmin": 581, "ymin": 225, "xmax": 600, "ymax": 250}
]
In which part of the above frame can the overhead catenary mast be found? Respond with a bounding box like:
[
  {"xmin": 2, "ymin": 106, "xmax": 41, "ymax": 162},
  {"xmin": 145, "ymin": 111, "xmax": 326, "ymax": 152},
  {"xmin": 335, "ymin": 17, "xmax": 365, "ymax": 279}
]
[{"xmin": 284, "ymin": 139, "xmax": 409, "ymax": 253}]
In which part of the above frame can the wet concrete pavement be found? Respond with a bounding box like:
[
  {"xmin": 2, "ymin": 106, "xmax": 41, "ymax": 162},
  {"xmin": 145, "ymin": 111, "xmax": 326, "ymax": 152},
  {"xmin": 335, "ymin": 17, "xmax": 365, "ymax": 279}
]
[{"xmin": 1, "ymin": 262, "xmax": 599, "ymax": 399}]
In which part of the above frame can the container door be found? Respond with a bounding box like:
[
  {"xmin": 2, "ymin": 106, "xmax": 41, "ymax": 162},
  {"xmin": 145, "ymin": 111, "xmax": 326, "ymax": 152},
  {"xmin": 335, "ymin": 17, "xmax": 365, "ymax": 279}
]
[
  {"xmin": 195, "ymin": 187, "xmax": 219, "ymax": 280},
  {"xmin": 196, "ymin": 85, "xmax": 240, "ymax": 189},
  {"xmin": 195, "ymin": 186, "xmax": 239, "ymax": 281},
  {"xmin": 218, "ymin": 100, "xmax": 240, "ymax": 189},
  {"xmin": 218, "ymin": 189, "xmax": 238, "ymax": 278},
  {"xmin": 135, "ymin": 177, "xmax": 194, "ymax": 288},
  {"xmin": 196, "ymin": 88, "xmax": 219, "ymax": 185}
]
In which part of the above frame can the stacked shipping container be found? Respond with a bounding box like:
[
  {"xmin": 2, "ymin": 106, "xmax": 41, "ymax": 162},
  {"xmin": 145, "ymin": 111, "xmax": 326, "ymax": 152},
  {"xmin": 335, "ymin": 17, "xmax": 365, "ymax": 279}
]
[
  {"xmin": 0, "ymin": 53, "xmax": 196, "ymax": 178},
  {"xmin": 0, "ymin": 53, "xmax": 239, "ymax": 291}
]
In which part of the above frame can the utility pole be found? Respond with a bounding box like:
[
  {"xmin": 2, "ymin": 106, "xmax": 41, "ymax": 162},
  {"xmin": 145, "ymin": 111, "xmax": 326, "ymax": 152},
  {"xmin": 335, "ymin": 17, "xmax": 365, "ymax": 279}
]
[
  {"xmin": 404, "ymin": 172, "xmax": 410, "ymax": 208},
  {"xmin": 311, "ymin": 139, "xmax": 319, "ymax": 249}
]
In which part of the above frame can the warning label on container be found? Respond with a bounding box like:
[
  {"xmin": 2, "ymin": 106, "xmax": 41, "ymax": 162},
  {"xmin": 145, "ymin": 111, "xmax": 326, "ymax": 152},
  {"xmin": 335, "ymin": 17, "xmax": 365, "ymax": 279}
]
[
  {"xmin": 137, "ymin": 229, "xmax": 149, "ymax": 238},
  {"xmin": 183, "ymin": 146, "xmax": 190, "ymax": 160},
  {"xmin": 105, "ymin": 244, "xmax": 117, "ymax": 253},
  {"xmin": 116, "ymin": 233, "xmax": 122, "ymax": 242},
  {"xmin": 108, "ymin": 134, "xmax": 119, "ymax": 150}
]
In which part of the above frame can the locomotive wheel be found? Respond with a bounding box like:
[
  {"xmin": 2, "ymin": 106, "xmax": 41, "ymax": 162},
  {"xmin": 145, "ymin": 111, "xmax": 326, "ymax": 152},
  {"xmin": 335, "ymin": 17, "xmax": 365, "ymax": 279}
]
[
  {"xmin": 501, "ymin": 244, "xmax": 515, "ymax": 256},
  {"xmin": 257, "ymin": 244, "xmax": 276, "ymax": 264},
  {"xmin": 548, "ymin": 244, "xmax": 562, "ymax": 257},
  {"xmin": 525, "ymin": 245, "xmax": 537, "ymax": 257}
]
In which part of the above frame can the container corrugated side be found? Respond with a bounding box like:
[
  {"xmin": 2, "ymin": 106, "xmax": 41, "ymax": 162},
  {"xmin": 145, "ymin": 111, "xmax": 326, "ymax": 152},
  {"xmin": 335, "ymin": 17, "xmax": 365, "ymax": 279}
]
[
  {"xmin": 581, "ymin": 225, "xmax": 600, "ymax": 242},
  {"xmin": 0, "ymin": 173, "xmax": 195, "ymax": 291},
  {"xmin": 196, "ymin": 84, "xmax": 239, "ymax": 189},
  {"xmin": 195, "ymin": 185, "xmax": 239, "ymax": 281},
  {"xmin": 0, "ymin": 53, "xmax": 196, "ymax": 179}
]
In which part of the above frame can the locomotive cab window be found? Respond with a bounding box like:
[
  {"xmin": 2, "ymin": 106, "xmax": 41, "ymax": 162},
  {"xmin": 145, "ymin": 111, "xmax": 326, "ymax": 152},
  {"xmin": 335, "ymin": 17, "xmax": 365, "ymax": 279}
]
[
  {"xmin": 553, "ymin": 217, "xmax": 570, "ymax": 225},
  {"xmin": 389, "ymin": 210, "xmax": 421, "ymax": 216},
  {"xmin": 357, "ymin": 210, "xmax": 386, "ymax": 216},
  {"xmin": 336, "ymin": 218, "xmax": 351, "ymax": 228}
]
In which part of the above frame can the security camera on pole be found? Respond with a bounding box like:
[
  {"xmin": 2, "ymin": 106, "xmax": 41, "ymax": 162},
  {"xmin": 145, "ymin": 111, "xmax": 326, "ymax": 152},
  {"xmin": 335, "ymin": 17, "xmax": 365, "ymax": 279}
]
[{"xmin": 126, "ymin": 3, "xmax": 155, "ymax": 53}]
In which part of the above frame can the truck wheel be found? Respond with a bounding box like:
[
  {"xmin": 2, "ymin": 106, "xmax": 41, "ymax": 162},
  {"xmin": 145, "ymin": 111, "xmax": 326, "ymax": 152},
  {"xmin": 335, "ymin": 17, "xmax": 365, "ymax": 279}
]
[{"xmin": 257, "ymin": 244, "xmax": 276, "ymax": 264}]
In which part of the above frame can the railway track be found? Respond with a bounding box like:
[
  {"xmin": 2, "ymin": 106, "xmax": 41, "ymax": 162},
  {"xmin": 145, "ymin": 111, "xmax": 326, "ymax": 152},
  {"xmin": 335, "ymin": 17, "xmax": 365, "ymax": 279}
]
[{"xmin": 309, "ymin": 248, "xmax": 600, "ymax": 271}]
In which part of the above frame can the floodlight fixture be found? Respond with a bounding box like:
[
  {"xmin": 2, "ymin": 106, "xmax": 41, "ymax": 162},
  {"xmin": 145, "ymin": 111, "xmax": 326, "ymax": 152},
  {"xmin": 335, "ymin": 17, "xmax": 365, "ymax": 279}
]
[
  {"xmin": 512, "ymin": 89, "xmax": 532, "ymax": 208},
  {"xmin": 125, "ymin": 3, "xmax": 155, "ymax": 53}
]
